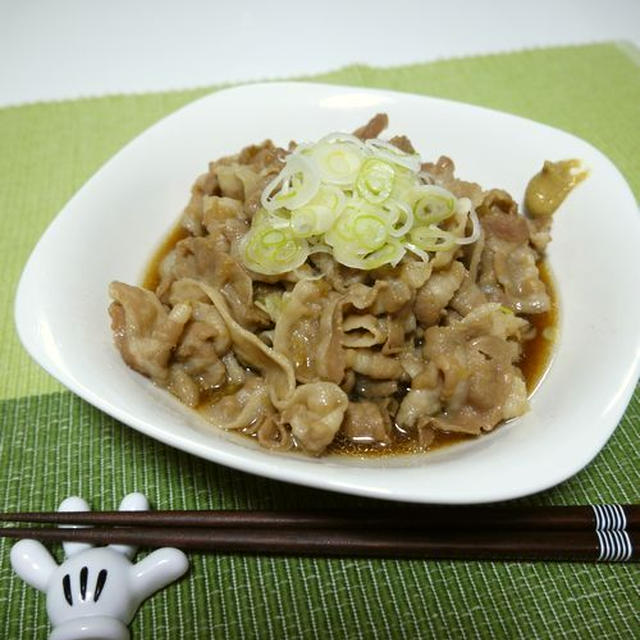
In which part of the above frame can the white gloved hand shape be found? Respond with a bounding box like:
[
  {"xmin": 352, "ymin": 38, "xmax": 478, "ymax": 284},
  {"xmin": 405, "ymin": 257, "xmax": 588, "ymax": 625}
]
[{"xmin": 10, "ymin": 493, "xmax": 189, "ymax": 640}]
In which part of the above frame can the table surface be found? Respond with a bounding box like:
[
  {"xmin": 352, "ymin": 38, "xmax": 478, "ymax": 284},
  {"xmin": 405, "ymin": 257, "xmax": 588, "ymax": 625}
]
[{"xmin": 1, "ymin": 0, "xmax": 640, "ymax": 106}]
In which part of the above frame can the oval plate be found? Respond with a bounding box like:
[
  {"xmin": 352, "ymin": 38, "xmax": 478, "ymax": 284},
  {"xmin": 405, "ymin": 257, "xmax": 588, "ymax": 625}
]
[{"xmin": 15, "ymin": 82, "xmax": 640, "ymax": 503}]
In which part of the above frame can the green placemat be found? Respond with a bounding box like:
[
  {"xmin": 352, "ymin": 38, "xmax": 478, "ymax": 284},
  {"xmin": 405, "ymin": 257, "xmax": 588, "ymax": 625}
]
[{"xmin": 1, "ymin": 42, "xmax": 639, "ymax": 639}]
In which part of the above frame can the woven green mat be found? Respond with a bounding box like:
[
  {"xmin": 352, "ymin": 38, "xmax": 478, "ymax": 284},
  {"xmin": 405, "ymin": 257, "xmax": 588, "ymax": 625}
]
[{"xmin": 1, "ymin": 42, "xmax": 639, "ymax": 639}]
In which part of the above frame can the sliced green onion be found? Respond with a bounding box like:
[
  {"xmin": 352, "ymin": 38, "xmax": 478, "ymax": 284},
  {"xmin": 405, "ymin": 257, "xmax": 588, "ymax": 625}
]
[
  {"xmin": 288, "ymin": 184, "xmax": 346, "ymax": 238},
  {"xmin": 290, "ymin": 207, "xmax": 320, "ymax": 237},
  {"xmin": 405, "ymin": 242, "xmax": 430, "ymax": 262},
  {"xmin": 390, "ymin": 166, "xmax": 418, "ymax": 200},
  {"xmin": 355, "ymin": 158, "xmax": 396, "ymax": 204},
  {"xmin": 324, "ymin": 200, "xmax": 358, "ymax": 245},
  {"xmin": 241, "ymin": 223, "xmax": 309, "ymax": 275},
  {"xmin": 353, "ymin": 214, "xmax": 388, "ymax": 251},
  {"xmin": 325, "ymin": 199, "xmax": 391, "ymax": 251},
  {"xmin": 255, "ymin": 207, "xmax": 293, "ymax": 229},
  {"xmin": 453, "ymin": 199, "xmax": 481, "ymax": 245},
  {"xmin": 307, "ymin": 242, "xmax": 333, "ymax": 256},
  {"xmin": 316, "ymin": 131, "xmax": 369, "ymax": 150},
  {"xmin": 308, "ymin": 141, "xmax": 364, "ymax": 185},
  {"xmin": 243, "ymin": 127, "xmax": 475, "ymax": 274},
  {"xmin": 311, "ymin": 183, "xmax": 346, "ymax": 212},
  {"xmin": 365, "ymin": 138, "xmax": 422, "ymax": 172},
  {"xmin": 409, "ymin": 225, "xmax": 457, "ymax": 252},
  {"xmin": 411, "ymin": 185, "xmax": 456, "ymax": 225},
  {"xmin": 333, "ymin": 238, "xmax": 405, "ymax": 270},
  {"xmin": 384, "ymin": 199, "xmax": 414, "ymax": 237},
  {"xmin": 261, "ymin": 154, "xmax": 320, "ymax": 212}
]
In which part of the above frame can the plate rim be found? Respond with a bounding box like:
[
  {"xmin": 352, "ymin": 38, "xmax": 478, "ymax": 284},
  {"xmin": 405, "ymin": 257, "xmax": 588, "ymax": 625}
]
[{"xmin": 14, "ymin": 81, "xmax": 640, "ymax": 504}]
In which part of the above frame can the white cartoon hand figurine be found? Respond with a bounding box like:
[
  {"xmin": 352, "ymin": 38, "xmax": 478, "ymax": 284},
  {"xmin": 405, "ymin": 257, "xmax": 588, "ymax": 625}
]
[{"xmin": 10, "ymin": 493, "xmax": 189, "ymax": 640}]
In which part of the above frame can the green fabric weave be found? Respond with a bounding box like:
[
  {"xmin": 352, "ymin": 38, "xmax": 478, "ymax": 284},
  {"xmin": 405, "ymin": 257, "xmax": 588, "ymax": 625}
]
[{"xmin": 1, "ymin": 42, "xmax": 639, "ymax": 639}]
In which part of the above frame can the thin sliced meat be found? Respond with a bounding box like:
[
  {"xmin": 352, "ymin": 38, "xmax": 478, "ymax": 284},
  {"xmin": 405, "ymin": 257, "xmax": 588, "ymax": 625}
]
[
  {"xmin": 342, "ymin": 401, "xmax": 392, "ymax": 445},
  {"xmin": 421, "ymin": 156, "xmax": 484, "ymax": 207},
  {"xmin": 414, "ymin": 262, "xmax": 465, "ymax": 327},
  {"xmin": 353, "ymin": 113, "xmax": 389, "ymax": 140},
  {"xmin": 421, "ymin": 304, "xmax": 529, "ymax": 434},
  {"xmin": 109, "ymin": 282, "xmax": 189, "ymax": 384},
  {"xmin": 477, "ymin": 191, "xmax": 550, "ymax": 313},
  {"xmin": 281, "ymin": 382, "xmax": 349, "ymax": 455},
  {"xmin": 158, "ymin": 236, "xmax": 268, "ymax": 328},
  {"xmin": 273, "ymin": 280, "xmax": 345, "ymax": 384},
  {"xmin": 183, "ymin": 278, "xmax": 296, "ymax": 408}
]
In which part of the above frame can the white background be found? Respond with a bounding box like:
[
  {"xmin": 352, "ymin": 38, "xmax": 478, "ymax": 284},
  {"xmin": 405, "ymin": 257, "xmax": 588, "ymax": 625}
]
[{"xmin": 1, "ymin": 0, "xmax": 640, "ymax": 107}]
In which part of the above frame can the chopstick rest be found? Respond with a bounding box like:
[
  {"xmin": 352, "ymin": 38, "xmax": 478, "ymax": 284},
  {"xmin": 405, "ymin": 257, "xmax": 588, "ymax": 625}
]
[{"xmin": 9, "ymin": 493, "xmax": 188, "ymax": 640}]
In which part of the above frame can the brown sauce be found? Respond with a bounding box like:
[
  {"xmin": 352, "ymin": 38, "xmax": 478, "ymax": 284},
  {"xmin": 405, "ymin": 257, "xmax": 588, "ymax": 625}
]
[
  {"xmin": 519, "ymin": 261, "xmax": 558, "ymax": 394},
  {"xmin": 142, "ymin": 224, "xmax": 189, "ymax": 291},
  {"xmin": 328, "ymin": 423, "xmax": 474, "ymax": 457},
  {"xmin": 143, "ymin": 224, "xmax": 557, "ymax": 458}
]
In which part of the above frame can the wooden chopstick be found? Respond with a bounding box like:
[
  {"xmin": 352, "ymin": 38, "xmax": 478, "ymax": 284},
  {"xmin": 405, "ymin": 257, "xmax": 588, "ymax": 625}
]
[
  {"xmin": 2, "ymin": 505, "xmax": 636, "ymax": 562},
  {"xmin": 0, "ymin": 505, "xmax": 638, "ymax": 531},
  {"xmin": 0, "ymin": 524, "xmax": 636, "ymax": 563}
]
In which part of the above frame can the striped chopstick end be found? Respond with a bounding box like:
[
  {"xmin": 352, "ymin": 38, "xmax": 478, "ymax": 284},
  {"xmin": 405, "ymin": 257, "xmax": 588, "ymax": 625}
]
[
  {"xmin": 591, "ymin": 505, "xmax": 635, "ymax": 562},
  {"xmin": 596, "ymin": 529, "xmax": 634, "ymax": 562},
  {"xmin": 592, "ymin": 504, "xmax": 628, "ymax": 531}
]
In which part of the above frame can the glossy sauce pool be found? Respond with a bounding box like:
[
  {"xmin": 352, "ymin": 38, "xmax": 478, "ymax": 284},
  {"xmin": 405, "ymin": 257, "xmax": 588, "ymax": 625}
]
[{"xmin": 143, "ymin": 226, "xmax": 557, "ymax": 457}]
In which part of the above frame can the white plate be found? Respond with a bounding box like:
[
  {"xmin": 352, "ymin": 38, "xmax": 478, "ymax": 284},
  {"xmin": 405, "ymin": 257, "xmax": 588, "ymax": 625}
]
[{"xmin": 15, "ymin": 82, "xmax": 640, "ymax": 504}]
